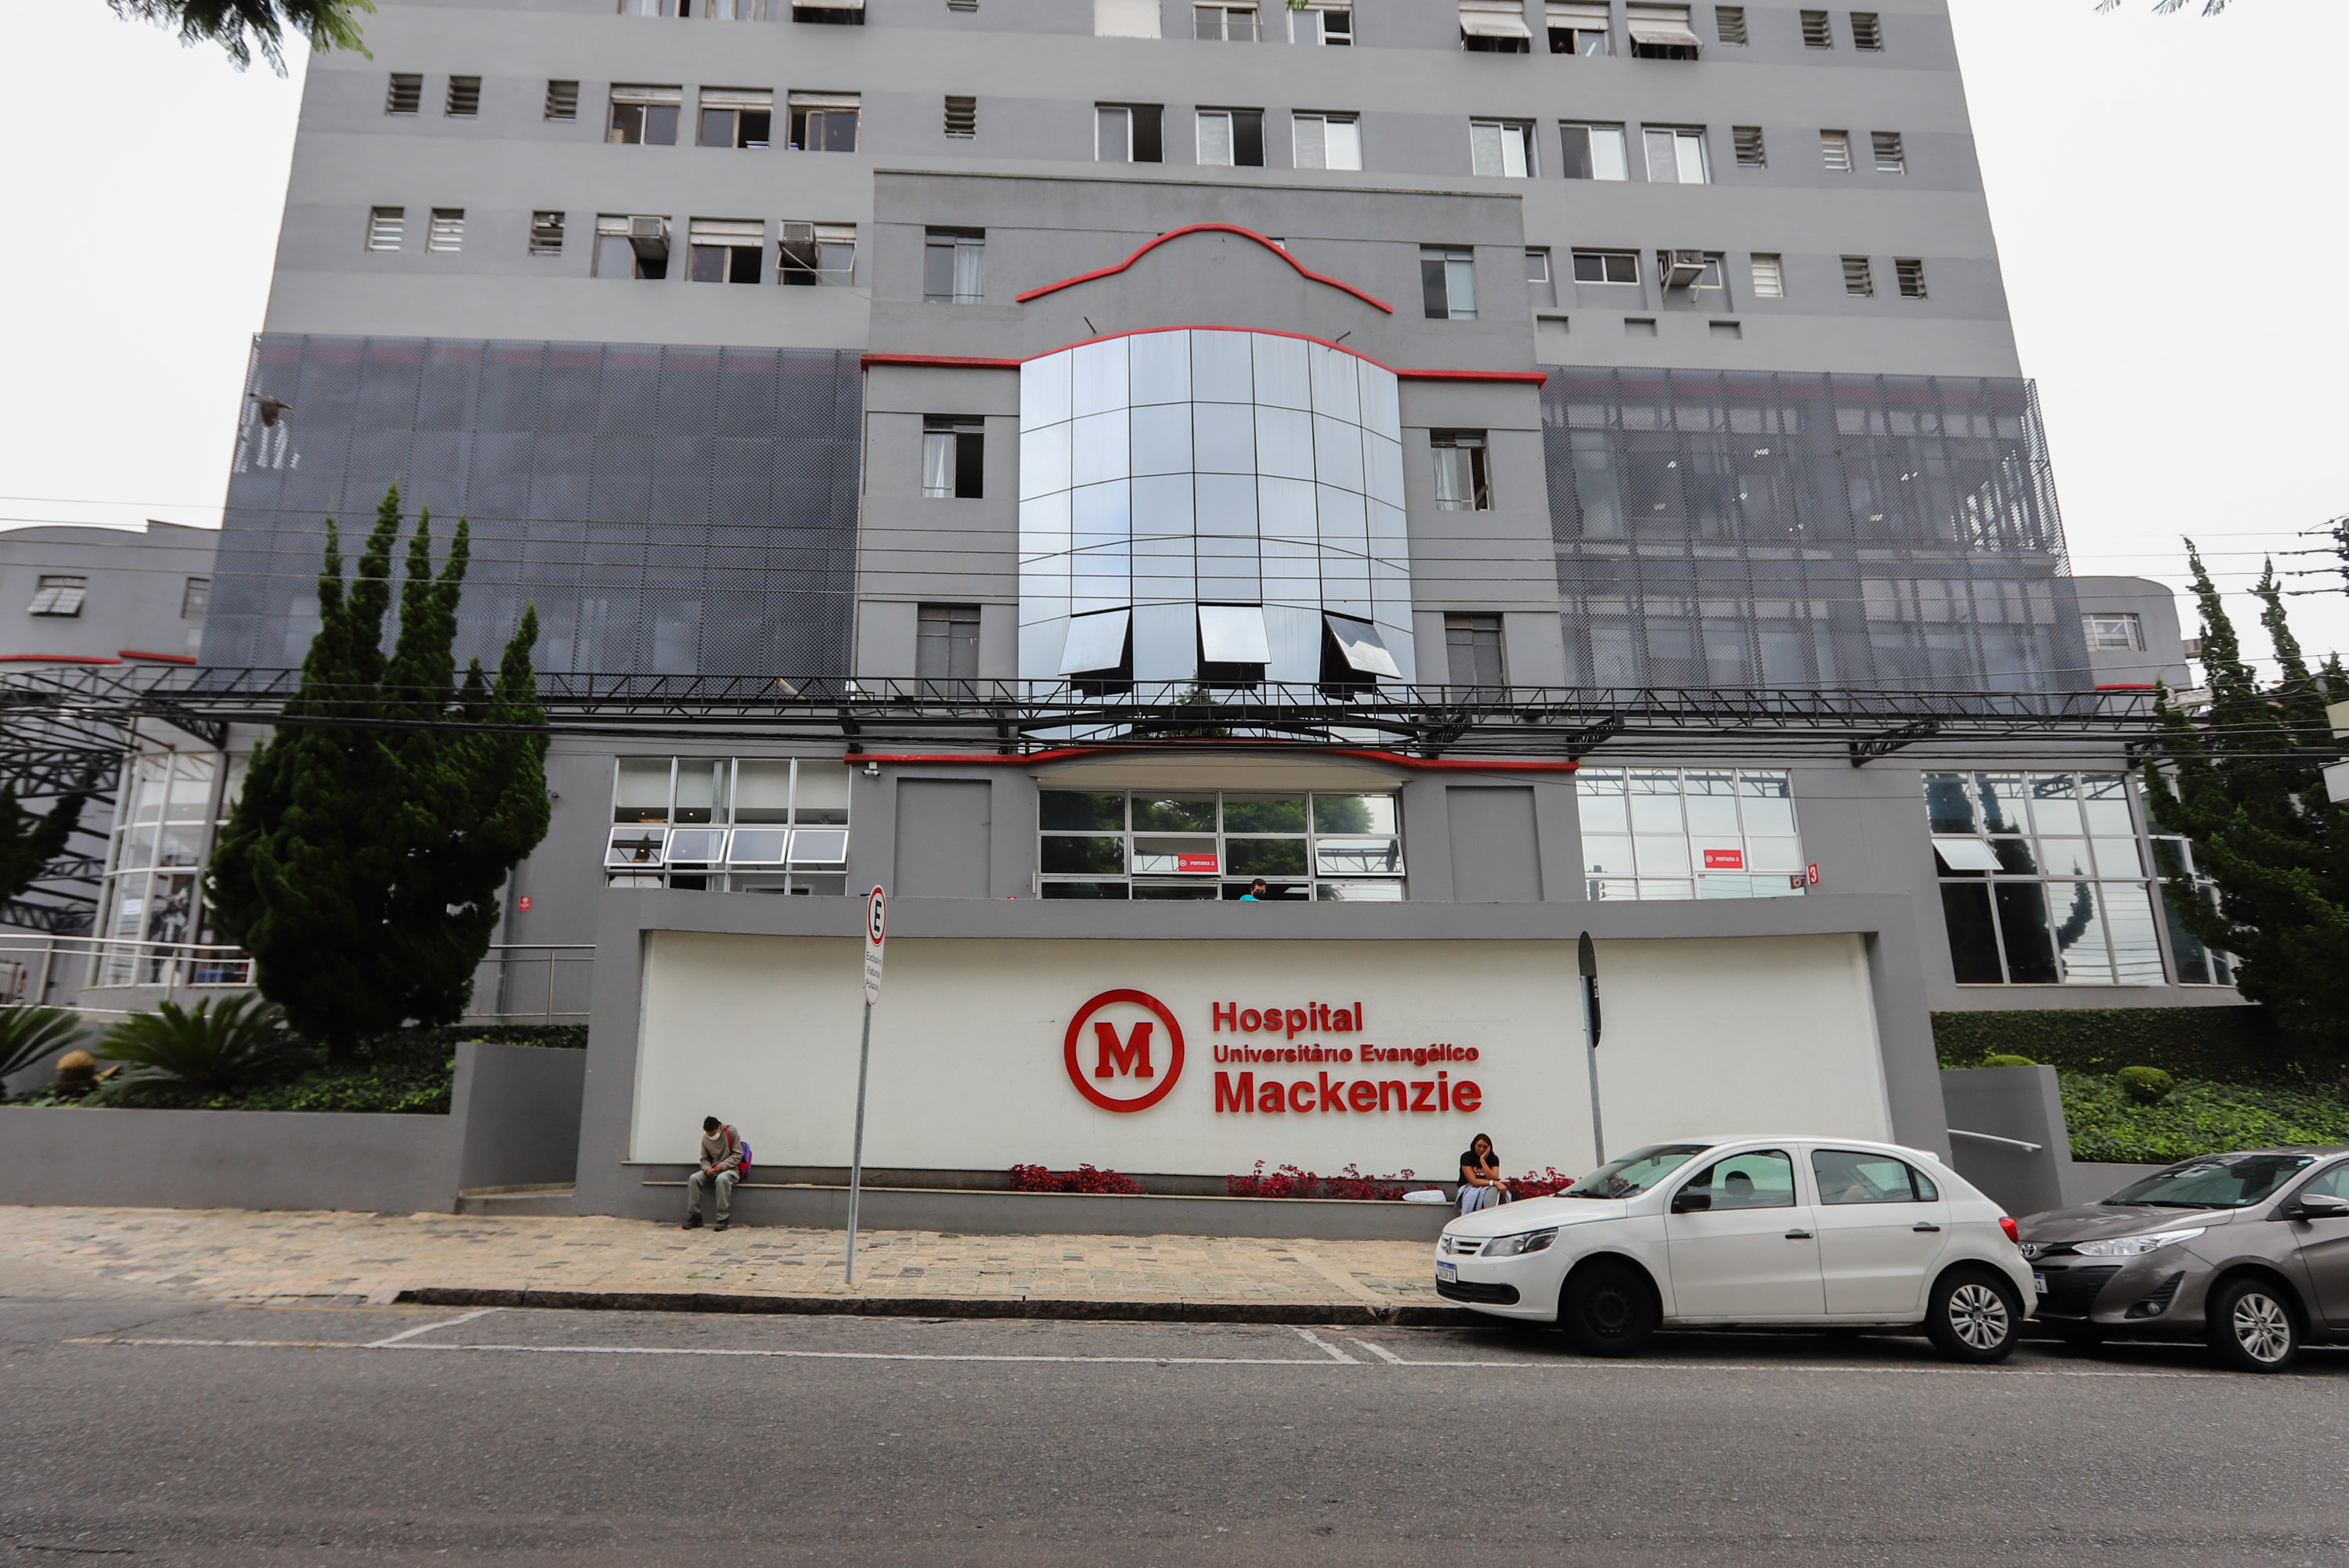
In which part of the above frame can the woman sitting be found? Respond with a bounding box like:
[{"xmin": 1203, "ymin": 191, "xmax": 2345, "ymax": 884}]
[{"xmin": 1458, "ymin": 1133, "xmax": 1514, "ymax": 1214}]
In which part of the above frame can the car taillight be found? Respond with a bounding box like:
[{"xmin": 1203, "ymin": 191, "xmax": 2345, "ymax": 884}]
[{"xmin": 1999, "ymin": 1217, "xmax": 2020, "ymax": 1245}]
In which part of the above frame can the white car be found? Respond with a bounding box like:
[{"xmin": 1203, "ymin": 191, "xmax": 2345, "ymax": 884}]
[{"xmin": 1435, "ymin": 1137, "xmax": 2037, "ymax": 1361}]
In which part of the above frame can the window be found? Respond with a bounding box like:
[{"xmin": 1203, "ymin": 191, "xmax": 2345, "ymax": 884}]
[
  {"xmin": 1644, "ymin": 125, "xmax": 1709, "ymax": 183},
  {"xmin": 1038, "ymin": 790, "xmax": 1403, "ymax": 901},
  {"xmin": 445, "ymin": 75, "xmax": 480, "ymax": 116},
  {"xmin": 1096, "ymin": 103, "xmax": 1164, "ymax": 163},
  {"xmin": 529, "ymin": 210, "xmax": 566, "ymax": 256},
  {"xmin": 91, "ymin": 749, "xmax": 245, "ymax": 990},
  {"xmin": 1626, "ymin": 2, "xmax": 1700, "ymax": 57},
  {"xmin": 1749, "ymin": 252, "xmax": 1784, "ymax": 297},
  {"xmin": 788, "ymin": 93, "xmax": 860, "ymax": 152},
  {"xmin": 1196, "ymin": 108, "xmax": 1265, "ymax": 168},
  {"xmin": 1714, "ymin": 5, "xmax": 1745, "ymax": 43},
  {"xmin": 1431, "ymin": 431, "xmax": 1490, "ymax": 510},
  {"xmin": 1732, "ymin": 124, "xmax": 1766, "ymax": 167},
  {"xmin": 1470, "ymin": 120, "xmax": 1536, "ymax": 178},
  {"xmin": 1525, "ymin": 247, "xmax": 1557, "ymax": 308},
  {"xmin": 1849, "ymin": 9, "xmax": 1882, "ymax": 49},
  {"xmin": 1460, "ymin": 0, "xmax": 1533, "ymax": 52},
  {"xmin": 700, "ymin": 89, "xmax": 774, "ymax": 149},
  {"xmin": 688, "ymin": 218, "xmax": 763, "ymax": 283},
  {"xmin": 1446, "ymin": 613, "xmax": 1506, "ymax": 690},
  {"xmin": 917, "ymin": 604, "xmax": 983, "ymax": 678},
  {"xmin": 1292, "ymin": 2, "xmax": 1351, "ymax": 44},
  {"xmin": 922, "ymin": 418, "xmax": 985, "ymax": 499},
  {"xmin": 545, "ymin": 80, "xmax": 579, "ymax": 119},
  {"xmin": 427, "ymin": 209, "xmax": 464, "ymax": 253},
  {"xmin": 778, "ymin": 222, "xmax": 857, "ymax": 286},
  {"xmin": 792, "ymin": 2, "xmax": 866, "ymax": 20},
  {"xmin": 1820, "ymin": 129, "xmax": 1851, "ymax": 171},
  {"xmin": 607, "ymin": 756, "xmax": 853, "ymax": 896},
  {"xmin": 2084, "ymin": 612, "xmax": 2143, "ymax": 652},
  {"xmin": 1800, "ymin": 8, "xmax": 1831, "ymax": 45},
  {"xmin": 1654, "ymin": 250, "xmax": 1723, "ymax": 290},
  {"xmin": 1925, "ymin": 771, "xmax": 2176, "ymax": 986},
  {"xmin": 1571, "ymin": 248, "xmax": 1639, "ymax": 284},
  {"xmin": 180, "ymin": 578, "xmax": 210, "ymax": 619},
  {"xmin": 1841, "ymin": 255, "xmax": 1874, "ymax": 296},
  {"xmin": 366, "ymin": 207, "xmax": 405, "ymax": 251},
  {"xmin": 1292, "ymin": 112, "xmax": 1361, "ymax": 171},
  {"xmin": 386, "ymin": 73, "xmax": 422, "ymax": 115},
  {"xmin": 1547, "ymin": 1, "xmax": 1610, "ymax": 53},
  {"xmin": 1560, "ymin": 122, "xmax": 1629, "ymax": 181},
  {"xmin": 1895, "ymin": 257, "xmax": 1927, "ymax": 298},
  {"xmin": 595, "ymin": 214, "xmax": 670, "ymax": 279},
  {"xmin": 923, "ymin": 227, "xmax": 985, "ymax": 302},
  {"xmin": 1421, "ymin": 246, "xmax": 1477, "ymax": 320},
  {"xmin": 609, "ymin": 85, "xmax": 683, "ymax": 145},
  {"xmin": 1812, "ymin": 1150, "xmax": 1936, "ymax": 1205},
  {"xmin": 1580, "ymin": 768, "xmax": 1805, "ymax": 902},
  {"xmin": 1194, "ymin": 3, "xmax": 1258, "ymax": 39},
  {"xmin": 27, "ymin": 576, "xmax": 85, "ymax": 616},
  {"xmin": 1871, "ymin": 130, "xmax": 1905, "ymax": 173},
  {"xmin": 1680, "ymin": 1150, "xmax": 1796, "ymax": 1209},
  {"xmin": 944, "ymin": 95, "xmax": 977, "ymax": 138},
  {"xmin": 1094, "ymin": 0, "xmax": 1160, "ymax": 36}
]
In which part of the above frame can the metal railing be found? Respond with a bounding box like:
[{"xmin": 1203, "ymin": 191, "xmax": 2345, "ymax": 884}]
[{"xmin": 464, "ymin": 944, "xmax": 597, "ymax": 1025}]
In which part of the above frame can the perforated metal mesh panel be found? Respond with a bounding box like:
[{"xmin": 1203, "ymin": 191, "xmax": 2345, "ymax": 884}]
[
  {"xmin": 1539, "ymin": 368, "xmax": 2089, "ymax": 693},
  {"xmin": 210, "ymin": 335, "xmax": 861, "ymax": 677}
]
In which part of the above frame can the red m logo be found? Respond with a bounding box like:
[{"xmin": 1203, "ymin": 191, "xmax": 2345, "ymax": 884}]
[{"xmin": 1093, "ymin": 1019, "xmax": 1155, "ymax": 1079}]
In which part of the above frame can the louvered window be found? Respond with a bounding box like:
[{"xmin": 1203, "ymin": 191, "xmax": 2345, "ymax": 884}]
[
  {"xmin": 1842, "ymin": 256, "xmax": 1874, "ymax": 297},
  {"xmin": 446, "ymin": 76, "xmax": 480, "ymax": 116},
  {"xmin": 1800, "ymin": 9, "xmax": 1831, "ymax": 46},
  {"xmin": 1872, "ymin": 130, "xmax": 1905, "ymax": 172},
  {"xmin": 428, "ymin": 209, "xmax": 465, "ymax": 252},
  {"xmin": 1850, "ymin": 10, "xmax": 1882, "ymax": 49},
  {"xmin": 1714, "ymin": 5, "xmax": 1745, "ymax": 43},
  {"xmin": 27, "ymin": 577, "xmax": 86, "ymax": 617},
  {"xmin": 1820, "ymin": 130, "xmax": 1851, "ymax": 171},
  {"xmin": 530, "ymin": 211, "xmax": 566, "ymax": 257},
  {"xmin": 944, "ymin": 95, "xmax": 976, "ymax": 138},
  {"xmin": 386, "ymin": 73, "xmax": 422, "ymax": 114},
  {"xmin": 366, "ymin": 207, "xmax": 405, "ymax": 251},
  {"xmin": 1733, "ymin": 125, "xmax": 1766, "ymax": 167},
  {"xmin": 545, "ymin": 80, "xmax": 579, "ymax": 119},
  {"xmin": 1749, "ymin": 253, "xmax": 1784, "ymax": 297},
  {"xmin": 1896, "ymin": 258, "xmax": 1927, "ymax": 298}
]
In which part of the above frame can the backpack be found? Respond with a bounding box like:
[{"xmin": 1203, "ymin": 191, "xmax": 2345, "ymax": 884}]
[{"xmin": 731, "ymin": 1129, "xmax": 752, "ymax": 1181}]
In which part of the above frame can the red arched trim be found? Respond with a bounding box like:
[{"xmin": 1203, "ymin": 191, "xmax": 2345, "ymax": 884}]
[
  {"xmin": 1015, "ymin": 225, "xmax": 1396, "ymax": 315},
  {"xmin": 861, "ymin": 330, "xmax": 1544, "ymax": 386},
  {"xmin": 0, "ymin": 653, "xmax": 121, "ymax": 665},
  {"xmin": 119, "ymin": 650, "xmax": 198, "ymax": 665},
  {"xmin": 860, "ymin": 744, "xmax": 1578, "ymax": 773}
]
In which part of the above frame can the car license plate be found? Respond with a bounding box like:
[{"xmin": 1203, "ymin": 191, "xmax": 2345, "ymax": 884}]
[
  {"xmin": 1437, "ymin": 1260, "xmax": 1459, "ymax": 1285},
  {"xmin": 2032, "ymin": 1271, "xmax": 2046, "ymax": 1293}
]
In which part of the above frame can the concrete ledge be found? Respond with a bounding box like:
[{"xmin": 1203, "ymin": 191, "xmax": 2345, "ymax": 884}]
[
  {"xmin": 397, "ymin": 1285, "xmax": 1478, "ymax": 1327},
  {"xmin": 633, "ymin": 1179, "xmax": 1457, "ymax": 1240}
]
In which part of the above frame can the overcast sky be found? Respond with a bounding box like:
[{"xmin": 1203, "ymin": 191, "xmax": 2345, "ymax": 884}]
[{"xmin": 3, "ymin": 0, "xmax": 2344, "ymax": 673}]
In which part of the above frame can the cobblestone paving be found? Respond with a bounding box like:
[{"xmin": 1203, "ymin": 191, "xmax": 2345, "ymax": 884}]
[{"xmin": 0, "ymin": 1206, "xmax": 1441, "ymax": 1309}]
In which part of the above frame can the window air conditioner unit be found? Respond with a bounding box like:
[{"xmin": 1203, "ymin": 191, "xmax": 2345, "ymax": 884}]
[
  {"xmin": 778, "ymin": 220, "xmax": 821, "ymax": 272},
  {"xmin": 1662, "ymin": 249, "xmax": 1709, "ymax": 289},
  {"xmin": 628, "ymin": 214, "xmax": 669, "ymax": 261}
]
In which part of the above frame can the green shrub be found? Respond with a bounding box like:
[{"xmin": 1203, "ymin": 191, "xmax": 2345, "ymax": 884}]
[
  {"xmin": 0, "ymin": 1006, "xmax": 87, "ymax": 1080},
  {"xmin": 2116, "ymin": 1065, "xmax": 2176, "ymax": 1105},
  {"xmin": 1981, "ymin": 1053, "xmax": 2038, "ymax": 1069},
  {"xmin": 56, "ymin": 1020, "xmax": 583, "ymax": 1114},
  {"xmin": 2061, "ymin": 1072, "xmax": 2349, "ymax": 1165},
  {"xmin": 99, "ymin": 996, "xmax": 289, "ymax": 1090},
  {"xmin": 1933, "ymin": 1007, "xmax": 2325, "ymax": 1086}
]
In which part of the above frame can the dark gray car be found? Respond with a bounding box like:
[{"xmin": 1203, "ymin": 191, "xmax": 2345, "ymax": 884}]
[{"xmin": 2017, "ymin": 1148, "xmax": 2349, "ymax": 1372}]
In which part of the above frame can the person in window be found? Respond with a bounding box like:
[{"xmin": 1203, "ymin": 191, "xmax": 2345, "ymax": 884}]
[
  {"xmin": 1240, "ymin": 878, "xmax": 1270, "ymax": 902},
  {"xmin": 683, "ymin": 1115, "xmax": 745, "ymax": 1231},
  {"xmin": 1459, "ymin": 1133, "xmax": 1514, "ymax": 1213}
]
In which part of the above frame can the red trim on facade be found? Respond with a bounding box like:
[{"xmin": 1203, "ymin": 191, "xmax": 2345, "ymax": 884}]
[
  {"xmin": 861, "ymin": 352, "xmax": 1021, "ymax": 370},
  {"xmin": 2094, "ymin": 683, "xmax": 2156, "ymax": 691},
  {"xmin": 1015, "ymin": 225, "xmax": 1397, "ymax": 315},
  {"xmin": 0, "ymin": 653, "xmax": 121, "ymax": 665},
  {"xmin": 862, "ymin": 333, "xmax": 1543, "ymax": 386},
  {"xmin": 1397, "ymin": 368, "xmax": 1550, "ymax": 384},
  {"xmin": 118, "ymin": 650, "xmax": 198, "ymax": 665},
  {"xmin": 861, "ymin": 745, "xmax": 1578, "ymax": 773}
]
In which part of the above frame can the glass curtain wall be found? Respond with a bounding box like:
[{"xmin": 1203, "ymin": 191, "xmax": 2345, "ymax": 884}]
[
  {"xmin": 1577, "ymin": 768, "xmax": 1803, "ymax": 899},
  {"xmin": 607, "ymin": 755, "xmax": 851, "ymax": 892},
  {"xmin": 92, "ymin": 749, "xmax": 251, "ymax": 988},
  {"xmin": 1018, "ymin": 328, "xmax": 1415, "ymax": 687},
  {"xmin": 1039, "ymin": 789, "xmax": 1403, "ymax": 899}
]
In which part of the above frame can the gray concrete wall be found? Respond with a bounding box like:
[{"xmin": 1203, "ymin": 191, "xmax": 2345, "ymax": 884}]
[
  {"xmin": 1938, "ymin": 1063, "xmax": 2070, "ymax": 1219},
  {"xmin": 453, "ymin": 1039, "xmax": 588, "ymax": 1191},
  {"xmin": 0, "ymin": 522, "xmax": 218, "ymax": 665},
  {"xmin": 2074, "ymin": 575, "xmax": 2192, "ymax": 692}
]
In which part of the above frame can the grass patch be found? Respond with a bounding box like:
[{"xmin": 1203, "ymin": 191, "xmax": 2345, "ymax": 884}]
[{"xmin": 2061, "ymin": 1072, "xmax": 2349, "ymax": 1165}]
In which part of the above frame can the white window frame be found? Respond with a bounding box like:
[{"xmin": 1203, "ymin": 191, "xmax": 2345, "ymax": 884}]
[
  {"xmin": 1643, "ymin": 124, "xmax": 1710, "ymax": 184},
  {"xmin": 1820, "ymin": 129, "xmax": 1853, "ymax": 172},
  {"xmin": 427, "ymin": 208, "xmax": 465, "ymax": 253},
  {"xmin": 1571, "ymin": 248, "xmax": 1640, "ymax": 286},
  {"xmin": 366, "ymin": 207, "xmax": 405, "ymax": 252},
  {"xmin": 2084, "ymin": 613, "xmax": 2145, "ymax": 653},
  {"xmin": 1290, "ymin": 1, "xmax": 1351, "ymax": 44},
  {"xmin": 1560, "ymin": 122, "xmax": 1630, "ymax": 182},
  {"xmin": 1292, "ymin": 111, "xmax": 1361, "ymax": 171},
  {"xmin": 1470, "ymin": 119, "xmax": 1537, "ymax": 178},
  {"xmin": 1749, "ymin": 252, "xmax": 1784, "ymax": 297}
]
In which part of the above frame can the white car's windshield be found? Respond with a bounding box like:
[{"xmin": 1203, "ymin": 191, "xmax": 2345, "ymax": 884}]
[
  {"xmin": 2105, "ymin": 1153, "xmax": 2314, "ymax": 1209},
  {"xmin": 1562, "ymin": 1144, "xmax": 1711, "ymax": 1199}
]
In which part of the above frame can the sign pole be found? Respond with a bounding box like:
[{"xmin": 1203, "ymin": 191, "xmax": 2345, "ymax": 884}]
[
  {"xmin": 1577, "ymin": 931, "xmax": 1604, "ymax": 1166},
  {"xmin": 846, "ymin": 885, "xmax": 886, "ymax": 1288}
]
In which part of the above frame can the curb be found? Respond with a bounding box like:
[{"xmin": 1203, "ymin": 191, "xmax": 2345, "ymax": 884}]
[{"xmin": 396, "ymin": 1286, "xmax": 1480, "ymax": 1328}]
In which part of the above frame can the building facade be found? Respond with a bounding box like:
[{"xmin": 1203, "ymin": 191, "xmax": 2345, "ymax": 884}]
[{"xmin": 60, "ymin": 0, "xmax": 2240, "ymax": 1193}]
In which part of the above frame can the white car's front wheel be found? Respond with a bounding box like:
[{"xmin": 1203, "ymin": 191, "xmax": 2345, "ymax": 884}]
[
  {"xmin": 1557, "ymin": 1259, "xmax": 1660, "ymax": 1357},
  {"xmin": 1924, "ymin": 1268, "xmax": 2021, "ymax": 1364}
]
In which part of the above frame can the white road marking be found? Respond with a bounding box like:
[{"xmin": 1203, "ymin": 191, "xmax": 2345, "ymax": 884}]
[
  {"xmin": 1290, "ymin": 1327, "xmax": 1359, "ymax": 1363},
  {"xmin": 1348, "ymin": 1336, "xmax": 1409, "ymax": 1364},
  {"xmin": 361, "ymin": 1307, "xmax": 502, "ymax": 1349}
]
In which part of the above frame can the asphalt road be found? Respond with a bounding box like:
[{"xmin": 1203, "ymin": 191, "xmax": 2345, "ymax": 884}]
[{"xmin": 4, "ymin": 1297, "xmax": 2347, "ymax": 1567}]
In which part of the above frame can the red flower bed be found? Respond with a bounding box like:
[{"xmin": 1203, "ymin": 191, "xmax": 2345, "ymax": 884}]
[
  {"xmin": 1008, "ymin": 1163, "xmax": 1145, "ymax": 1195},
  {"xmin": 1225, "ymin": 1162, "xmax": 1419, "ymax": 1201},
  {"xmin": 1510, "ymin": 1167, "xmax": 1578, "ymax": 1199}
]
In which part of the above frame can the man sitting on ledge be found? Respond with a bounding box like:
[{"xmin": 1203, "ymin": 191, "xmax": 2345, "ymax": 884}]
[{"xmin": 683, "ymin": 1116, "xmax": 745, "ymax": 1231}]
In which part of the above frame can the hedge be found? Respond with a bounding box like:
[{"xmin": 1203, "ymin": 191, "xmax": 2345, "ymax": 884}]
[
  {"xmin": 1932, "ymin": 1007, "xmax": 2333, "ymax": 1086},
  {"xmin": 2060, "ymin": 1072, "xmax": 2349, "ymax": 1165}
]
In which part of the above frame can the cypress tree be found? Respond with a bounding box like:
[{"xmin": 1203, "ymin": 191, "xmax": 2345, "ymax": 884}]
[
  {"xmin": 2141, "ymin": 544, "xmax": 2349, "ymax": 1091},
  {"xmin": 207, "ymin": 485, "xmax": 550, "ymax": 1059}
]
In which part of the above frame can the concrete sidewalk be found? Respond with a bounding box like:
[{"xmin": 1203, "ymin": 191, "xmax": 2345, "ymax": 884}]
[{"xmin": 0, "ymin": 1206, "xmax": 1461, "ymax": 1325}]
